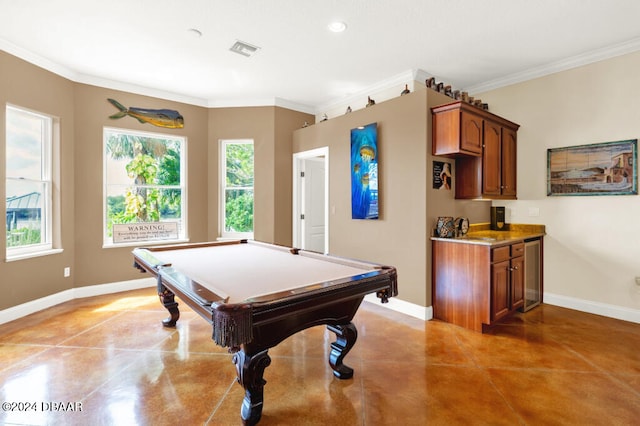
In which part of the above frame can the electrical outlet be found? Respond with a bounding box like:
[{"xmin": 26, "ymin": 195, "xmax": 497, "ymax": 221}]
[{"xmin": 64, "ymin": 267, "xmax": 71, "ymax": 278}]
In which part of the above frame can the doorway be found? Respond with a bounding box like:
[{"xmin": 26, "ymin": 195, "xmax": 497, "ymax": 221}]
[{"xmin": 293, "ymin": 147, "xmax": 329, "ymax": 253}]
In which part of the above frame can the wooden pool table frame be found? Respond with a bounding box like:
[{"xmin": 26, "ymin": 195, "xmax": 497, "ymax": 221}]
[{"xmin": 132, "ymin": 239, "xmax": 397, "ymax": 425}]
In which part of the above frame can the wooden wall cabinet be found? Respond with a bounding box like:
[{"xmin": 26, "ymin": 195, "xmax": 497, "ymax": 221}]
[
  {"xmin": 432, "ymin": 101, "xmax": 520, "ymax": 200},
  {"xmin": 432, "ymin": 240, "xmax": 526, "ymax": 332},
  {"xmin": 432, "ymin": 102, "xmax": 483, "ymax": 156}
]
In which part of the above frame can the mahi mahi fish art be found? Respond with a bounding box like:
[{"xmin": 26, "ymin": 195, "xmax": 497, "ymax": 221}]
[{"xmin": 107, "ymin": 98, "xmax": 184, "ymax": 129}]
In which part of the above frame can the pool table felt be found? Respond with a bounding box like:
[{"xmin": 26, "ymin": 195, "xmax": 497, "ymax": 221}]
[{"xmin": 149, "ymin": 242, "xmax": 376, "ymax": 304}]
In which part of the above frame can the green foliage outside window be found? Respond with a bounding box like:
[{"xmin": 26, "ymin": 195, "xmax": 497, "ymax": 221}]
[
  {"xmin": 225, "ymin": 143, "xmax": 254, "ymax": 233},
  {"xmin": 225, "ymin": 190, "xmax": 254, "ymax": 232},
  {"xmin": 125, "ymin": 153, "xmax": 160, "ymax": 222},
  {"xmin": 105, "ymin": 131, "xmax": 182, "ymax": 237},
  {"xmin": 7, "ymin": 228, "xmax": 41, "ymax": 247}
]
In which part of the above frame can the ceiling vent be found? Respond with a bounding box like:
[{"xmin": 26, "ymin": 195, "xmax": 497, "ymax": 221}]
[{"xmin": 229, "ymin": 40, "xmax": 260, "ymax": 57}]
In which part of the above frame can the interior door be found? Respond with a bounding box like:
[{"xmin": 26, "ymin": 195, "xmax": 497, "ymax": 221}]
[{"xmin": 302, "ymin": 157, "xmax": 326, "ymax": 253}]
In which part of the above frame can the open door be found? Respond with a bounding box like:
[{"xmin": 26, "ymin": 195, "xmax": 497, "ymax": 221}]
[{"xmin": 293, "ymin": 148, "xmax": 329, "ymax": 253}]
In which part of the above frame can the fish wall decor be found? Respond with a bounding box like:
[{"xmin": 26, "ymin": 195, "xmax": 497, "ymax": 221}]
[{"xmin": 107, "ymin": 98, "xmax": 184, "ymax": 129}]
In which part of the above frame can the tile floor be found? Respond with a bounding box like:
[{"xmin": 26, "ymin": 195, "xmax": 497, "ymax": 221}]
[{"xmin": 0, "ymin": 287, "xmax": 639, "ymax": 425}]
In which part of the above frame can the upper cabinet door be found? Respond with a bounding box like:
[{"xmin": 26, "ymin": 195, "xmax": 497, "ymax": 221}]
[
  {"xmin": 501, "ymin": 127, "xmax": 517, "ymax": 197},
  {"xmin": 460, "ymin": 111, "xmax": 483, "ymax": 155},
  {"xmin": 432, "ymin": 102, "xmax": 483, "ymax": 157},
  {"xmin": 482, "ymin": 120, "xmax": 502, "ymax": 196}
]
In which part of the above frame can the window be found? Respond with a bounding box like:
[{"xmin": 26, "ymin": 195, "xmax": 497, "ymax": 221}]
[
  {"xmin": 6, "ymin": 105, "xmax": 53, "ymax": 256},
  {"xmin": 220, "ymin": 140, "xmax": 254, "ymax": 239},
  {"xmin": 104, "ymin": 128, "xmax": 186, "ymax": 245}
]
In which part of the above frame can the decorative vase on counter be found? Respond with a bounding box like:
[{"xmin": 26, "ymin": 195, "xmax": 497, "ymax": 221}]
[{"xmin": 435, "ymin": 216, "xmax": 455, "ymax": 238}]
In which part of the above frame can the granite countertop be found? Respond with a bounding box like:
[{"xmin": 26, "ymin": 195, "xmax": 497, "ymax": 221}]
[{"xmin": 431, "ymin": 223, "xmax": 546, "ymax": 247}]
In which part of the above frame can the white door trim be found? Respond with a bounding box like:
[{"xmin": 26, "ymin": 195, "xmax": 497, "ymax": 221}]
[{"xmin": 293, "ymin": 147, "xmax": 329, "ymax": 253}]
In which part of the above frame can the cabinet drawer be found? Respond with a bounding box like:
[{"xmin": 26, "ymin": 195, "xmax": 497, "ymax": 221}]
[
  {"xmin": 492, "ymin": 246, "xmax": 510, "ymax": 262},
  {"xmin": 511, "ymin": 243, "xmax": 525, "ymax": 257}
]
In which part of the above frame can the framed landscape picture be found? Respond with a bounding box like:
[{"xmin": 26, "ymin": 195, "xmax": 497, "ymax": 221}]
[{"xmin": 547, "ymin": 139, "xmax": 637, "ymax": 196}]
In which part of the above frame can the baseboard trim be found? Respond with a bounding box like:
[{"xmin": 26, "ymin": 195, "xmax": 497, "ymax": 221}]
[
  {"xmin": 364, "ymin": 294, "xmax": 432, "ymax": 320},
  {"xmin": 0, "ymin": 278, "xmax": 156, "ymax": 325},
  {"xmin": 544, "ymin": 292, "xmax": 640, "ymax": 324},
  {"xmin": 10, "ymin": 283, "xmax": 636, "ymax": 327},
  {"xmin": 1, "ymin": 278, "xmax": 431, "ymax": 325}
]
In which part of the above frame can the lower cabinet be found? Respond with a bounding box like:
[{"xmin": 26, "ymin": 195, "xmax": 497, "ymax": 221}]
[
  {"xmin": 490, "ymin": 243, "xmax": 524, "ymax": 322},
  {"xmin": 432, "ymin": 239, "xmax": 526, "ymax": 332}
]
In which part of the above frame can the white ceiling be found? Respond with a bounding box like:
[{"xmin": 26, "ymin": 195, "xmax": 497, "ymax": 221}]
[{"xmin": 2, "ymin": 0, "xmax": 640, "ymax": 114}]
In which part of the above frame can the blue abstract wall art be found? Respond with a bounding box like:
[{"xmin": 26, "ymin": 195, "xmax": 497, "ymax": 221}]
[{"xmin": 351, "ymin": 122, "xmax": 379, "ymax": 219}]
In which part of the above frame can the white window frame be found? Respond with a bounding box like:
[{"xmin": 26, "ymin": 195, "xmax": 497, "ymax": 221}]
[
  {"xmin": 5, "ymin": 105, "xmax": 57, "ymax": 260},
  {"xmin": 103, "ymin": 127, "xmax": 187, "ymax": 247},
  {"xmin": 220, "ymin": 139, "xmax": 254, "ymax": 240}
]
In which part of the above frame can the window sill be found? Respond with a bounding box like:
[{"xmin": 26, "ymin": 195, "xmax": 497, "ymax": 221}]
[
  {"xmin": 219, "ymin": 233, "xmax": 254, "ymax": 241},
  {"xmin": 6, "ymin": 248, "xmax": 64, "ymax": 262},
  {"xmin": 102, "ymin": 239, "xmax": 190, "ymax": 249}
]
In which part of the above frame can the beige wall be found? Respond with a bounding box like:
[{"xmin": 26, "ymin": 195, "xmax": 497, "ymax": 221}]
[
  {"xmin": 73, "ymin": 85, "xmax": 209, "ymax": 287},
  {"xmin": 293, "ymin": 89, "xmax": 489, "ymax": 307},
  {"xmin": 294, "ymin": 92, "xmax": 428, "ymax": 305},
  {"xmin": 0, "ymin": 51, "xmax": 312, "ymax": 310},
  {"xmin": 207, "ymin": 106, "xmax": 313, "ymax": 245},
  {"xmin": 479, "ymin": 51, "xmax": 640, "ymax": 312},
  {"xmin": 208, "ymin": 106, "xmax": 274, "ymax": 243},
  {"xmin": 274, "ymin": 107, "xmax": 314, "ymax": 245},
  {"xmin": 0, "ymin": 52, "xmax": 76, "ymax": 309}
]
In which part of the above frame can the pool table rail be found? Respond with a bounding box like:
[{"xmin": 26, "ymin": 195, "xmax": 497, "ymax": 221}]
[{"xmin": 134, "ymin": 245, "xmax": 398, "ymax": 349}]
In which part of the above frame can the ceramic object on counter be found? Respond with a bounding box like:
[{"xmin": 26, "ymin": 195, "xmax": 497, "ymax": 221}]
[{"xmin": 436, "ymin": 216, "xmax": 455, "ymax": 238}]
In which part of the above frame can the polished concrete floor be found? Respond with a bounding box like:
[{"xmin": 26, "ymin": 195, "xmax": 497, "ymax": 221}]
[{"xmin": 0, "ymin": 287, "xmax": 639, "ymax": 425}]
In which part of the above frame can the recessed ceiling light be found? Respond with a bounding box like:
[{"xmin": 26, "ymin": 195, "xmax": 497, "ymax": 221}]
[
  {"xmin": 187, "ymin": 28, "xmax": 202, "ymax": 37},
  {"xmin": 328, "ymin": 21, "xmax": 347, "ymax": 33}
]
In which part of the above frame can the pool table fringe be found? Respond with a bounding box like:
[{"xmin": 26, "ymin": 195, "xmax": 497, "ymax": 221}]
[{"xmin": 212, "ymin": 303, "xmax": 253, "ymax": 348}]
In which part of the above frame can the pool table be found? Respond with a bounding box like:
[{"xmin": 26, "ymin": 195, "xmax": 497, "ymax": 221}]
[{"xmin": 132, "ymin": 239, "xmax": 398, "ymax": 425}]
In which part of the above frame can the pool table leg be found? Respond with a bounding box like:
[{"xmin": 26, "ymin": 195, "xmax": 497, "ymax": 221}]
[
  {"xmin": 327, "ymin": 322, "xmax": 358, "ymax": 379},
  {"xmin": 156, "ymin": 276, "xmax": 180, "ymax": 327},
  {"xmin": 232, "ymin": 348, "xmax": 272, "ymax": 426}
]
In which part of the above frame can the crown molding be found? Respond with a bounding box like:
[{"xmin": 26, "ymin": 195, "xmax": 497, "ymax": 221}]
[
  {"xmin": 465, "ymin": 37, "xmax": 640, "ymax": 94},
  {"xmin": 77, "ymin": 73, "xmax": 210, "ymax": 107},
  {"xmin": 314, "ymin": 69, "xmax": 422, "ymax": 115},
  {"xmin": 206, "ymin": 97, "xmax": 315, "ymax": 114},
  {"xmin": 2, "ymin": 39, "xmax": 313, "ymax": 111},
  {"xmin": 413, "ymin": 68, "xmax": 432, "ymax": 84},
  {"xmin": 273, "ymin": 97, "xmax": 316, "ymax": 114},
  {"xmin": 6, "ymin": 34, "xmax": 640, "ymax": 113},
  {"xmin": 2, "ymin": 38, "xmax": 211, "ymax": 107},
  {"xmin": 1, "ymin": 38, "xmax": 78, "ymax": 82}
]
